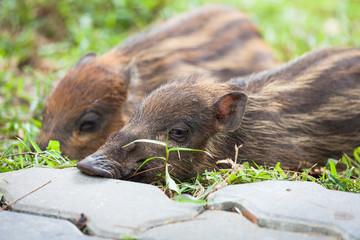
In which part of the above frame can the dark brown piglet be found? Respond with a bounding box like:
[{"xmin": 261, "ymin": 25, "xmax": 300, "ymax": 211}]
[
  {"xmin": 77, "ymin": 47, "xmax": 360, "ymax": 183},
  {"xmin": 37, "ymin": 5, "xmax": 279, "ymax": 160}
]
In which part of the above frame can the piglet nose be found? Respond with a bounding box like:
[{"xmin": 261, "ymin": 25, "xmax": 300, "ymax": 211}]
[{"xmin": 77, "ymin": 152, "xmax": 120, "ymax": 178}]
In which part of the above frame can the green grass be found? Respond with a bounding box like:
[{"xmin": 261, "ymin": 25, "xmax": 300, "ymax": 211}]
[
  {"xmin": 1, "ymin": 135, "xmax": 76, "ymax": 173},
  {"xmin": 158, "ymin": 147, "xmax": 360, "ymax": 199},
  {"xmin": 124, "ymin": 138, "xmax": 360, "ymax": 196},
  {"xmin": 1, "ymin": 0, "xmax": 360, "ymax": 195}
]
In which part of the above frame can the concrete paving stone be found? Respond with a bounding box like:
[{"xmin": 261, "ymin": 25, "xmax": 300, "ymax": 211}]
[
  {"xmin": 141, "ymin": 209, "xmax": 331, "ymax": 240},
  {"xmin": 0, "ymin": 211, "xmax": 107, "ymax": 240},
  {"xmin": 208, "ymin": 180, "xmax": 360, "ymax": 240},
  {"xmin": 0, "ymin": 167, "xmax": 200, "ymax": 239}
]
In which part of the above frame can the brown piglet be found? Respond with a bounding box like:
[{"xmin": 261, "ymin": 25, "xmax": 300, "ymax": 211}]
[
  {"xmin": 37, "ymin": 5, "xmax": 279, "ymax": 160},
  {"xmin": 77, "ymin": 47, "xmax": 360, "ymax": 183}
]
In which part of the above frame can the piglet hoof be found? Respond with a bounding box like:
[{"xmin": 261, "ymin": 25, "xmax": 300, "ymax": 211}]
[{"xmin": 77, "ymin": 153, "xmax": 121, "ymax": 179}]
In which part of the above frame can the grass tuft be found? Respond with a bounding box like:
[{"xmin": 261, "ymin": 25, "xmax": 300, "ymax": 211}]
[
  {"xmin": 166, "ymin": 156, "xmax": 360, "ymax": 200},
  {"xmin": 0, "ymin": 132, "xmax": 76, "ymax": 173}
]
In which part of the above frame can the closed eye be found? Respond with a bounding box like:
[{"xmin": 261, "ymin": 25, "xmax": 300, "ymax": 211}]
[
  {"xmin": 80, "ymin": 120, "xmax": 98, "ymax": 131},
  {"xmin": 78, "ymin": 111, "xmax": 101, "ymax": 132}
]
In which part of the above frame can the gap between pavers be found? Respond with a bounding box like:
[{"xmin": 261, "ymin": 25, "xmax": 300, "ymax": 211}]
[
  {"xmin": 140, "ymin": 209, "xmax": 331, "ymax": 240},
  {"xmin": 207, "ymin": 180, "xmax": 360, "ymax": 240},
  {"xmin": 0, "ymin": 211, "xmax": 107, "ymax": 240}
]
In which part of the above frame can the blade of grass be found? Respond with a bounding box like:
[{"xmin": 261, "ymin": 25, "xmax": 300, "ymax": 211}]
[
  {"xmin": 46, "ymin": 140, "xmax": 62, "ymax": 154},
  {"xmin": 1, "ymin": 145, "xmax": 14, "ymax": 159},
  {"xmin": 165, "ymin": 131, "xmax": 169, "ymax": 164},
  {"xmin": 329, "ymin": 160, "xmax": 338, "ymax": 177},
  {"xmin": 122, "ymin": 139, "xmax": 166, "ymax": 148},
  {"xmin": 165, "ymin": 164, "xmax": 180, "ymax": 194},
  {"xmin": 15, "ymin": 137, "xmax": 32, "ymax": 152},
  {"xmin": 321, "ymin": 166, "xmax": 327, "ymax": 181},
  {"xmin": 354, "ymin": 147, "xmax": 360, "ymax": 163},
  {"xmin": 26, "ymin": 133, "xmax": 42, "ymax": 153},
  {"xmin": 328, "ymin": 174, "xmax": 346, "ymax": 191},
  {"xmin": 174, "ymin": 194, "xmax": 206, "ymax": 204}
]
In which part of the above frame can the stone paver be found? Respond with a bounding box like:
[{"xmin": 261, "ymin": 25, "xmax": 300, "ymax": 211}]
[
  {"xmin": 1, "ymin": 168, "xmax": 359, "ymax": 240},
  {"xmin": 140, "ymin": 209, "xmax": 330, "ymax": 240},
  {"xmin": 0, "ymin": 211, "xmax": 106, "ymax": 240},
  {"xmin": 208, "ymin": 181, "xmax": 360, "ymax": 240},
  {"xmin": 0, "ymin": 168, "xmax": 200, "ymax": 238}
]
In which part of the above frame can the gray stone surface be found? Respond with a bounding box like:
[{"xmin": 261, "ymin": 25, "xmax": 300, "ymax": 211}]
[
  {"xmin": 141, "ymin": 210, "xmax": 330, "ymax": 240},
  {"xmin": 1, "ymin": 168, "xmax": 359, "ymax": 240},
  {"xmin": 208, "ymin": 180, "xmax": 360, "ymax": 240},
  {"xmin": 0, "ymin": 211, "xmax": 106, "ymax": 240},
  {"xmin": 0, "ymin": 168, "xmax": 200, "ymax": 238}
]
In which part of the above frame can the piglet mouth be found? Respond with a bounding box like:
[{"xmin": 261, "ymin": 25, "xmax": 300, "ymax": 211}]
[{"xmin": 77, "ymin": 153, "xmax": 121, "ymax": 179}]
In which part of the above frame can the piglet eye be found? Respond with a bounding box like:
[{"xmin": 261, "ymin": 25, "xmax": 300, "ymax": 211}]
[
  {"xmin": 80, "ymin": 120, "xmax": 98, "ymax": 131},
  {"xmin": 169, "ymin": 128, "xmax": 189, "ymax": 142},
  {"xmin": 169, "ymin": 129, "xmax": 187, "ymax": 137},
  {"xmin": 79, "ymin": 111, "xmax": 101, "ymax": 132}
]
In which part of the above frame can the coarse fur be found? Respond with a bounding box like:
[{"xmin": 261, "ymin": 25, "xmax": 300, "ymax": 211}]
[
  {"xmin": 37, "ymin": 5, "xmax": 279, "ymax": 160},
  {"xmin": 77, "ymin": 46, "xmax": 360, "ymax": 183}
]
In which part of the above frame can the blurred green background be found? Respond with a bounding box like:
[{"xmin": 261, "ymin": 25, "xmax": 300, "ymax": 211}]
[{"xmin": 1, "ymin": 0, "xmax": 360, "ymax": 144}]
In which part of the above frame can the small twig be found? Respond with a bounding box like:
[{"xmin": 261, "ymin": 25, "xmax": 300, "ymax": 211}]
[
  {"xmin": 54, "ymin": 165, "xmax": 76, "ymax": 169},
  {"xmin": 1, "ymin": 178, "xmax": 9, "ymax": 183},
  {"xmin": 140, "ymin": 213, "xmax": 206, "ymax": 233},
  {"xmin": 162, "ymin": 216, "xmax": 205, "ymax": 225},
  {"xmin": 37, "ymin": 154, "xmax": 60, "ymax": 164},
  {"xmin": 202, "ymin": 167, "xmax": 236, "ymax": 198},
  {"xmin": 0, "ymin": 180, "xmax": 52, "ymax": 211},
  {"xmin": 126, "ymin": 166, "xmax": 164, "ymax": 180},
  {"xmin": 306, "ymin": 163, "xmax": 318, "ymax": 175},
  {"xmin": 1, "ymin": 151, "xmax": 46, "ymax": 158},
  {"xmin": 233, "ymin": 144, "xmax": 243, "ymax": 165}
]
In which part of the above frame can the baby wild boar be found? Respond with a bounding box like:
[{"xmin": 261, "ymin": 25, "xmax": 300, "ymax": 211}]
[
  {"xmin": 77, "ymin": 47, "xmax": 360, "ymax": 183},
  {"xmin": 37, "ymin": 5, "xmax": 279, "ymax": 160}
]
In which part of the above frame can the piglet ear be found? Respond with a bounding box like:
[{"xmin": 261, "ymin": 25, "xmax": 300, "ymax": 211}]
[
  {"xmin": 76, "ymin": 53, "xmax": 97, "ymax": 66},
  {"xmin": 214, "ymin": 92, "xmax": 248, "ymax": 131}
]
